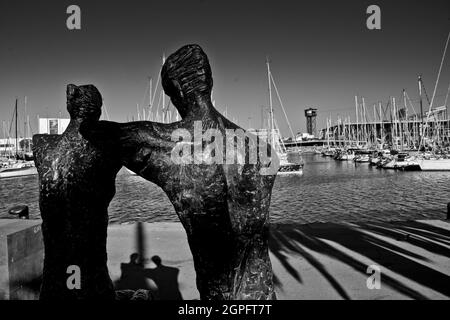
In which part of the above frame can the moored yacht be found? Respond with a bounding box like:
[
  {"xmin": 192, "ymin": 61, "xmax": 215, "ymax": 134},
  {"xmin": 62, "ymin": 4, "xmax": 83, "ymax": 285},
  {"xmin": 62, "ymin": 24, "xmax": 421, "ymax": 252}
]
[
  {"xmin": 0, "ymin": 160, "xmax": 37, "ymax": 179},
  {"xmin": 417, "ymin": 157, "xmax": 450, "ymax": 171}
]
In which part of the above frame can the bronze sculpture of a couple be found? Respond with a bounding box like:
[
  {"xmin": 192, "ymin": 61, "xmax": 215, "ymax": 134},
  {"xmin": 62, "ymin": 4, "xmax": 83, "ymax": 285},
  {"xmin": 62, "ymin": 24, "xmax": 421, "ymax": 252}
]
[{"xmin": 33, "ymin": 44, "xmax": 278, "ymax": 300}]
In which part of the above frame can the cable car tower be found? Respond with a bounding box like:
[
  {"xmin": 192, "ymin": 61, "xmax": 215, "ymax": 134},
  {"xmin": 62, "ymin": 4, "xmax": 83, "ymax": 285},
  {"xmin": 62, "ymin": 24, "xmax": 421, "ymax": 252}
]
[{"xmin": 305, "ymin": 108, "xmax": 318, "ymax": 137}]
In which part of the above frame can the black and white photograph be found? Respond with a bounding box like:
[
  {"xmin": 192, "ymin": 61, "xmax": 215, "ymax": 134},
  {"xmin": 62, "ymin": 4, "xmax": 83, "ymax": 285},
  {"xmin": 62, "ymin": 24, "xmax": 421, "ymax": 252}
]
[{"xmin": 0, "ymin": 0, "xmax": 449, "ymax": 312}]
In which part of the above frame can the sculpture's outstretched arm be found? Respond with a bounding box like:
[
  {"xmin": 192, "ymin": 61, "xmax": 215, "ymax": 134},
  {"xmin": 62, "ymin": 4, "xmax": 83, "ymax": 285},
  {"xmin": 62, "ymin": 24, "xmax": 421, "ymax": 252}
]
[{"xmin": 80, "ymin": 120, "xmax": 177, "ymax": 175}]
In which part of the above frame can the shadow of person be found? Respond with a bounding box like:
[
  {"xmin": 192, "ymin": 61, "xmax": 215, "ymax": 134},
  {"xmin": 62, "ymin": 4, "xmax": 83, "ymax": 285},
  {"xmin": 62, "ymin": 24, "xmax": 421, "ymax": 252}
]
[
  {"xmin": 114, "ymin": 253, "xmax": 154, "ymax": 291},
  {"xmin": 144, "ymin": 255, "xmax": 183, "ymax": 300}
]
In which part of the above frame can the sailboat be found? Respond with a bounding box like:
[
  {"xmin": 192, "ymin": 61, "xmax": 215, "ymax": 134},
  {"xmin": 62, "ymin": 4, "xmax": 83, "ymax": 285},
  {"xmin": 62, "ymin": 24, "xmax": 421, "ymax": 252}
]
[
  {"xmin": 272, "ymin": 130, "xmax": 304, "ymax": 175},
  {"xmin": 265, "ymin": 59, "xmax": 303, "ymax": 175},
  {"xmin": 0, "ymin": 98, "xmax": 37, "ymax": 179},
  {"xmin": 415, "ymin": 30, "xmax": 450, "ymax": 171},
  {"xmin": 0, "ymin": 160, "xmax": 36, "ymax": 179},
  {"xmin": 321, "ymin": 118, "xmax": 336, "ymax": 156}
]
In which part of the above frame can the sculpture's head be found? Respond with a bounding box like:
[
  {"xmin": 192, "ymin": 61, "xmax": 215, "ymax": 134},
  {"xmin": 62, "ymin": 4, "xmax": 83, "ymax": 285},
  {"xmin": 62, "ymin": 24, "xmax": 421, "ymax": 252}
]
[
  {"xmin": 161, "ymin": 44, "xmax": 213, "ymax": 117},
  {"xmin": 67, "ymin": 84, "xmax": 102, "ymax": 121}
]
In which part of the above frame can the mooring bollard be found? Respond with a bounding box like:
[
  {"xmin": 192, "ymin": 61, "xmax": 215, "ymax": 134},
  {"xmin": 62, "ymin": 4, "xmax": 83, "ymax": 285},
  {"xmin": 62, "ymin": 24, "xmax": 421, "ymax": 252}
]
[{"xmin": 8, "ymin": 205, "xmax": 29, "ymax": 219}]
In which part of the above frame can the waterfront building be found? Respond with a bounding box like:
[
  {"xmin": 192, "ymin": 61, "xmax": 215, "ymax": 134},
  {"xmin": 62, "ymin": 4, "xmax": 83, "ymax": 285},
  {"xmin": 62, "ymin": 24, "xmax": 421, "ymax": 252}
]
[{"xmin": 38, "ymin": 117, "xmax": 70, "ymax": 135}]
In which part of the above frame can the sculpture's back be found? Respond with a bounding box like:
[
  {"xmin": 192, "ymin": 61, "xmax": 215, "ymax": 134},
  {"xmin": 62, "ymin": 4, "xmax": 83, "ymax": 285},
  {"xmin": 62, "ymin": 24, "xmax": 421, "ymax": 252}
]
[{"xmin": 33, "ymin": 84, "xmax": 122, "ymax": 300}]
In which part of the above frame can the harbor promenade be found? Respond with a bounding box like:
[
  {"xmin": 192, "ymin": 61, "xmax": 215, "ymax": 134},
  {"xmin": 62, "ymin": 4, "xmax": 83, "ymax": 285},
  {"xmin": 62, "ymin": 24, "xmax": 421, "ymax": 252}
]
[
  {"xmin": 1, "ymin": 218, "xmax": 449, "ymax": 299},
  {"xmin": 107, "ymin": 220, "xmax": 450, "ymax": 300}
]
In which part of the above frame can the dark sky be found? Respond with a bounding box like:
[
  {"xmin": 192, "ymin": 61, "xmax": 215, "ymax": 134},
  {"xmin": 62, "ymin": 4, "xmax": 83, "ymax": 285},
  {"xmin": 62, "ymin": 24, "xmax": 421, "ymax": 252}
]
[{"xmin": 0, "ymin": 0, "xmax": 449, "ymax": 136}]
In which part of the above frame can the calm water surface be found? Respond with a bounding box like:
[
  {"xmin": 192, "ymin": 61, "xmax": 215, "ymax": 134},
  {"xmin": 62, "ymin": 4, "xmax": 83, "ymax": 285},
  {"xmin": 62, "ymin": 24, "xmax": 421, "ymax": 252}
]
[{"xmin": 1, "ymin": 154, "xmax": 449, "ymax": 224}]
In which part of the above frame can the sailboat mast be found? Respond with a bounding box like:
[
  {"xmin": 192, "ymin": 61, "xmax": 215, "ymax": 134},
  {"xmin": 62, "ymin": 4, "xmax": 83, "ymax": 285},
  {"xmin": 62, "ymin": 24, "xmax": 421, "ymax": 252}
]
[
  {"xmin": 162, "ymin": 54, "xmax": 166, "ymax": 123},
  {"xmin": 379, "ymin": 101, "xmax": 383, "ymax": 148},
  {"xmin": 27, "ymin": 115, "xmax": 30, "ymax": 153},
  {"xmin": 15, "ymin": 98, "xmax": 18, "ymax": 157},
  {"xmin": 266, "ymin": 58, "xmax": 275, "ymax": 147},
  {"xmin": 24, "ymin": 96, "xmax": 27, "ymax": 141},
  {"xmin": 418, "ymin": 75, "xmax": 424, "ymax": 140},
  {"xmin": 148, "ymin": 77, "xmax": 153, "ymax": 121},
  {"xmin": 403, "ymin": 89, "xmax": 408, "ymax": 149},
  {"xmin": 373, "ymin": 104, "xmax": 377, "ymax": 146},
  {"xmin": 327, "ymin": 118, "xmax": 330, "ymax": 147},
  {"xmin": 362, "ymin": 97, "xmax": 367, "ymax": 145},
  {"xmin": 355, "ymin": 96, "xmax": 359, "ymax": 145}
]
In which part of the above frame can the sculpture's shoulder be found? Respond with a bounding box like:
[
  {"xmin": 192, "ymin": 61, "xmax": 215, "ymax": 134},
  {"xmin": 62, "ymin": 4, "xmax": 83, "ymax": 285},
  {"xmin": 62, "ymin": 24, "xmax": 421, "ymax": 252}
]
[
  {"xmin": 32, "ymin": 134, "xmax": 61, "ymax": 166},
  {"xmin": 33, "ymin": 134, "xmax": 60, "ymax": 151},
  {"xmin": 209, "ymin": 109, "xmax": 242, "ymax": 131}
]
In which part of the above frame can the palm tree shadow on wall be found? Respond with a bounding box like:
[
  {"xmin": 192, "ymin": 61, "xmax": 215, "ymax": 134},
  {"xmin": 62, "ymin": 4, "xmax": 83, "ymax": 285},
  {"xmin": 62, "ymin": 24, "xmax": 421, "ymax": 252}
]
[{"xmin": 268, "ymin": 220, "xmax": 450, "ymax": 300}]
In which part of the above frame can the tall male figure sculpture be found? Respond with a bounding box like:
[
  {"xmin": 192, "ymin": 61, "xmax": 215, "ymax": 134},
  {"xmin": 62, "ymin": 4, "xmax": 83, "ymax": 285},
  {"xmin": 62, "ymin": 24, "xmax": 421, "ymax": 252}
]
[
  {"xmin": 81, "ymin": 44, "xmax": 278, "ymax": 299},
  {"xmin": 33, "ymin": 84, "xmax": 122, "ymax": 299}
]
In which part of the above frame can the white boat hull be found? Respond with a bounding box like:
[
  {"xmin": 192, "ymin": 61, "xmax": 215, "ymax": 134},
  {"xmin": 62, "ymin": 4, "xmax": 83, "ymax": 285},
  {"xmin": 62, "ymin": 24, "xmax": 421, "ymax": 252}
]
[
  {"xmin": 418, "ymin": 159, "xmax": 450, "ymax": 171},
  {"xmin": 355, "ymin": 156, "xmax": 370, "ymax": 163},
  {"xmin": 0, "ymin": 166, "xmax": 37, "ymax": 179},
  {"xmin": 382, "ymin": 160, "xmax": 396, "ymax": 169},
  {"xmin": 277, "ymin": 170, "xmax": 303, "ymax": 175}
]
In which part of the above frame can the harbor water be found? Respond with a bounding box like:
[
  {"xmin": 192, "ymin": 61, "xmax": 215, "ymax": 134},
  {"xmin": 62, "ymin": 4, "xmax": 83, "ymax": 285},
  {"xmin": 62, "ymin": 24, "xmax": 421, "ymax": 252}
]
[{"xmin": 1, "ymin": 154, "xmax": 449, "ymax": 224}]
